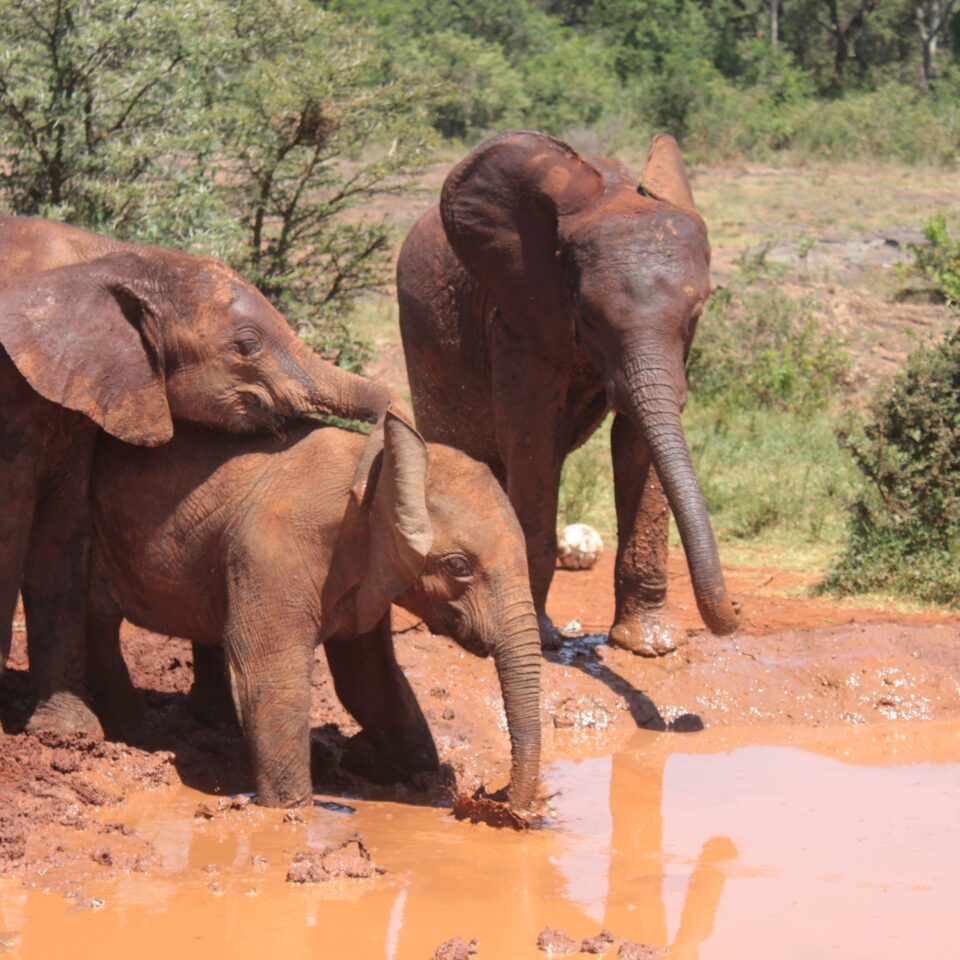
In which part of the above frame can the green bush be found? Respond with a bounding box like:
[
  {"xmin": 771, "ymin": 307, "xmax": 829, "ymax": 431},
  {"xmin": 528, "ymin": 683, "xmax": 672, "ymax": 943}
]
[
  {"xmin": 687, "ymin": 285, "xmax": 850, "ymax": 412},
  {"xmin": 825, "ymin": 326, "xmax": 960, "ymax": 606},
  {"xmin": 0, "ymin": 0, "xmax": 437, "ymax": 349},
  {"xmin": 914, "ymin": 215, "xmax": 960, "ymax": 304},
  {"xmin": 416, "ymin": 32, "xmax": 529, "ymax": 139}
]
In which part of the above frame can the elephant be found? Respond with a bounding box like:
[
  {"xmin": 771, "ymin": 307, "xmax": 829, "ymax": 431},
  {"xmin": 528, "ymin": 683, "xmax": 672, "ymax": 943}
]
[
  {"xmin": 0, "ymin": 216, "xmax": 393, "ymax": 736},
  {"xmin": 397, "ymin": 131, "xmax": 740, "ymax": 655},
  {"xmin": 85, "ymin": 407, "xmax": 542, "ymax": 809}
]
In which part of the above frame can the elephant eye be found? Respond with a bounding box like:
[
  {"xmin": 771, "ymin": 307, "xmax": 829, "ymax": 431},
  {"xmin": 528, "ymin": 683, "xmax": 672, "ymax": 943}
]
[
  {"xmin": 234, "ymin": 335, "xmax": 262, "ymax": 358},
  {"xmin": 442, "ymin": 554, "xmax": 473, "ymax": 581}
]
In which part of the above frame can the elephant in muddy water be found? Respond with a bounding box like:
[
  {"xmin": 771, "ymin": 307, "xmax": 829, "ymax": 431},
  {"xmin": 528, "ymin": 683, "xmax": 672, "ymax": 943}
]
[
  {"xmin": 86, "ymin": 407, "xmax": 542, "ymax": 809},
  {"xmin": 0, "ymin": 216, "xmax": 394, "ymax": 737},
  {"xmin": 397, "ymin": 131, "xmax": 740, "ymax": 655}
]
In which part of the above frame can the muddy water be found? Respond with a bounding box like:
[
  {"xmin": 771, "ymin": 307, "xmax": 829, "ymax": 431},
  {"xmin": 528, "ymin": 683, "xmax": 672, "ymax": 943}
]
[{"xmin": 3, "ymin": 722, "xmax": 958, "ymax": 960}]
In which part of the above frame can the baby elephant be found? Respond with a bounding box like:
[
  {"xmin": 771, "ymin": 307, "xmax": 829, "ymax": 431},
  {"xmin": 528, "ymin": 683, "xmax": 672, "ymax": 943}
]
[{"xmin": 87, "ymin": 409, "xmax": 541, "ymax": 808}]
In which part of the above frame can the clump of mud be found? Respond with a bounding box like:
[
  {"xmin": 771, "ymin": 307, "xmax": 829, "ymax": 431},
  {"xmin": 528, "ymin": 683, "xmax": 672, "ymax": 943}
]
[
  {"xmin": 430, "ymin": 937, "xmax": 479, "ymax": 959},
  {"xmin": 0, "ymin": 729, "xmax": 174, "ymax": 885},
  {"xmin": 580, "ymin": 930, "xmax": 620, "ymax": 954},
  {"xmin": 193, "ymin": 795, "xmax": 253, "ymax": 820},
  {"xmin": 617, "ymin": 943, "xmax": 663, "ymax": 959},
  {"xmin": 452, "ymin": 786, "xmax": 542, "ymax": 830},
  {"xmin": 536, "ymin": 927, "xmax": 663, "ymax": 958},
  {"xmin": 537, "ymin": 927, "xmax": 580, "ymax": 955},
  {"xmin": 285, "ymin": 834, "xmax": 385, "ymax": 884}
]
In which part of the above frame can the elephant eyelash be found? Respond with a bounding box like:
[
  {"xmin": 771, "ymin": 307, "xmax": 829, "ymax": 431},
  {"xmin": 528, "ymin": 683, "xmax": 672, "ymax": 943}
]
[
  {"xmin": 234, "ymin": 337, "xmax": 262, "ymax": 357},
  {"xmin": 441, "ymin": 554, "xmax": 473, "ymax": 580}
]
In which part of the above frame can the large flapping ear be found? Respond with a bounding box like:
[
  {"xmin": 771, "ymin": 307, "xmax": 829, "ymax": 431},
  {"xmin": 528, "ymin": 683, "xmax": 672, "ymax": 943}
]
[
  {"xmin": 355, "ymin": 406, "xmax": 433, "ymax": 633},
  {"xmin": 0, "ymin": 251, "xmax": 172, "ymax": 445},
  {"xmin": 641, "ymin": 134, "xmax": 696, "ymax": 211},
  {"xmin": 440, "ymin": 130, "xmax": 604, "ymax": 366}
]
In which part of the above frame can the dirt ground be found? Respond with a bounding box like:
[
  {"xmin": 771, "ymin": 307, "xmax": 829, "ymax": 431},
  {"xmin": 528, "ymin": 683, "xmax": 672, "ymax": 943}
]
[{"xmin": 2, "ymin": 548, "xmax": 957, "ymax": 895}]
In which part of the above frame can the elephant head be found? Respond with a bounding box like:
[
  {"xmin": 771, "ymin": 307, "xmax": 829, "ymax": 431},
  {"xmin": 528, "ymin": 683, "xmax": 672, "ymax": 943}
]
[
  {"xmin": 0, "ymin": 249, "xmax": 389, "ymax": 445},
  {"xmin": 439, "ymin": 130, "xmax": 738, "ymax": 636},
  {"xmin": 350, "ymin": 410, "xmax": 542, "ymax": 809}
]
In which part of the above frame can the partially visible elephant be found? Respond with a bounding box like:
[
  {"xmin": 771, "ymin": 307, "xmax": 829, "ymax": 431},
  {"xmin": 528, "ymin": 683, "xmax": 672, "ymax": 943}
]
[
  {"xmin": 397, "ymin": 131, "xmax": 740, "ymax": 655},
  {"xmin": 86, "ymin": 408, "xmax": 542, "ymax": 809},
  {"xmin": 0, "ymin": 216, "xmax": 393, "ymax": 736}
]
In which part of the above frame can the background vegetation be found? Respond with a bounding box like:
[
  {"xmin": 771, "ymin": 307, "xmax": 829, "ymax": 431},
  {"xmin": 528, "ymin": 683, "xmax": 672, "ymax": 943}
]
[{"xmin": 2, "ymin": 0, "xmax": 958, "ymax": 606}]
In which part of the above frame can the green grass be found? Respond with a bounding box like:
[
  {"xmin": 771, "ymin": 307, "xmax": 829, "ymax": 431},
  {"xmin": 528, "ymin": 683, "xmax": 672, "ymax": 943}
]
[
  {"xmin": 558, "ymin": 404, "xmax": 859, "ymax": 577},
  {"xmin": 682, "ymin": 402, "xmax": 858, "ymax": 553}
]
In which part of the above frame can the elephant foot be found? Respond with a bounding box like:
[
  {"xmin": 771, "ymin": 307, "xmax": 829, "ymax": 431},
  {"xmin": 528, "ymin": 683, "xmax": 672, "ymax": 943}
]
[
  {"xmin": 25, "ymin": 691, "xmax": 104, "ymax": 740},
  {"xmin": 608, "ymin": 610, "xmax": 686, "ymax": 657},
  {"xmin": 537, "ymin": 611, "xmax": 563, "ymax": 652}
]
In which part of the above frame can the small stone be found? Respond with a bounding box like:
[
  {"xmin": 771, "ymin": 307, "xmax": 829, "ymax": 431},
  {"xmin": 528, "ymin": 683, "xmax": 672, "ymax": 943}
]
[
  {"xmin": 251, "ymin": 855, "xmax": 268, "ymax": 867},
  {"xmin": 536, "ymin": 927, "xmax": 579, "ymax": 955}
]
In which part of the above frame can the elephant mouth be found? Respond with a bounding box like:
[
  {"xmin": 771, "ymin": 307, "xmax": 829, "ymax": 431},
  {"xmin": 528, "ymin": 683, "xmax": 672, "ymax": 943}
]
[{"xmin": 234, "ymin": 386, "xmax": 292, "ymax": 437}]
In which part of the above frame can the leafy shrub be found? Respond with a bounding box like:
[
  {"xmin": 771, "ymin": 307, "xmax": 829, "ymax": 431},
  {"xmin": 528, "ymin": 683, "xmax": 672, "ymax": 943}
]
[
  {"xmin": 913, "ymin": 215, "xmax": 960, "ymax": 304},
  {"xmin": 417, "ymin": 32, "xmax": 529, "ymax": 139},
  {"xmin": 0, "ymin": 0, "xmax": 437, "ymax": 347},
  {"xmin": 687, "ymin": 286, "xmax": 850, "ymax": 412},
  {"xmin": 825, "ymin": 327, "xmax": 960, "ymax": 606}
]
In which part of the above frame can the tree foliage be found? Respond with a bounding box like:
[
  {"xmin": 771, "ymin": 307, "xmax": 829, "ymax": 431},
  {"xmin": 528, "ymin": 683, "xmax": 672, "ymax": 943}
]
[
  {"xmin": 826, "ymin": 326, "xmax": 960, "ymax": 606},
  {"xmin": 0, "ymin": 0, "xmax": 436, "ymax": 353}
]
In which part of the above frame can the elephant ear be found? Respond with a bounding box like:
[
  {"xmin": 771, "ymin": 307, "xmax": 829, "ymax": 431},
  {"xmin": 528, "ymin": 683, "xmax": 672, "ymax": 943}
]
[
  {"xmin": 641, "ymin": 134, "xmax": 696, "ymax": 211},
  {"xmin": 354, "ymin": 407, "xmax": 433, "ymax": 633},
  {"xmin": 440, "ymin": 130, "xmax": 605, "ymax": 367},
  {"xmin": 0, "ymin": 251, "xmax": 173, "ymax": 446}
]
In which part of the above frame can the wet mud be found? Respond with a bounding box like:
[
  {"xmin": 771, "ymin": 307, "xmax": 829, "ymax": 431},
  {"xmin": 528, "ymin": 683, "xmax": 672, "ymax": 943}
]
[{"xmin": 2, "ymin": 552, "xmax": 959, "ymax": 957}]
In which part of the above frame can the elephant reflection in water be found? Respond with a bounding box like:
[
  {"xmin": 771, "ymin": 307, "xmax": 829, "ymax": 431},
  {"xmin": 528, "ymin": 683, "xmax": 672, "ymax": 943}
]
[{"xmin": 383, "ymin": 738, "xmax": 738, "ymax": 959}]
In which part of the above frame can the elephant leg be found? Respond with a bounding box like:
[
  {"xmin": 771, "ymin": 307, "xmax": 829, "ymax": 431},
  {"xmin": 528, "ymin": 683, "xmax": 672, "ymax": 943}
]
[
  {"xmin": 186, "ymin": 643, "xmax": 236, "ymax": 725},
  {"xmin": 85, "ymin": 558, "xmax": 143, "ymax": 735},
  {"xmin": 493, "ymin": 360, "xmax": 569, "ymax": 649},
  {"xmin": 21, "ymin": 455, "xmax": 103, "ymax": 737},
  {"xmin": 608, "ymin": 412, "xmax": 686, "ymax": 656},
  {"xmin": 224, "ymin": 615, "xmax": 313, "ymax": 807},
  {"xmin": 323, "ymin": 617, "xmax": 439, "ymax": 780},
  {"xmin": 0, "ymin": 464, "xmax": 35, "ymax": 679},
  {"xmin": 505, "ymin": 450, "xmax": 566, "ymax": 649}
]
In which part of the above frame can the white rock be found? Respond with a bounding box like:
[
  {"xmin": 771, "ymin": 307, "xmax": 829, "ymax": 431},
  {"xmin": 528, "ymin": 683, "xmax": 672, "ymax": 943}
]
[{"xmin": 557, "ymin": 523, "xmax": 603, "ymax": 570}]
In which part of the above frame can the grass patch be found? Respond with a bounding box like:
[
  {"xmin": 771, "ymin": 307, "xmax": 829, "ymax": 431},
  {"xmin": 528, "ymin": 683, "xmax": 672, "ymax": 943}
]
[{"xmin": 683, "ymin": 402, "xmax": 858, "ymax": 551}]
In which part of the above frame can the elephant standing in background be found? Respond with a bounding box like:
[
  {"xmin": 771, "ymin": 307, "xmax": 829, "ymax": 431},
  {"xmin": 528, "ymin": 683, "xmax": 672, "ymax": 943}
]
[
  {"xmin": 87, "ymin": 408, "xmax": 541, "ymax": 809},
  {"xmin": 0, "ymin": 216, "xmax": 393, "ymax": 736},
  {"xmin": 397, "ymin": 131, "xmax": 740, "ymax": 654}
]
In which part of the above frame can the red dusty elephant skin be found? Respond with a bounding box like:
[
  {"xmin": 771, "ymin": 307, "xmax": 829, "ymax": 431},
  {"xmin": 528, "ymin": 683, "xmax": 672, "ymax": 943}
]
[
  {"xmin": 87, "ymin": 409, "xmax": 541, "ymax": 809},
  {"xmin": 0, "ymin": 216, "xmax": 393, "ymax": 736},
  {"xmin": 397, "ymin": 131, "xmax": 741, "ymax": 656}
]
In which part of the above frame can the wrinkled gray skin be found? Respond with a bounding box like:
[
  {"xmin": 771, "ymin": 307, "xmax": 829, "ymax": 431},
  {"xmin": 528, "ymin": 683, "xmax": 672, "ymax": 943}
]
[
  {"xmin": 87, "ymin": 410, "xmax": 541, "ymax": 809},
  {"xmin": 0, "ymin": 216, "xmax": 392, "ymax": 737},
  {"xmin": 397, "ymin": 131, "xmax": 740, "ymax": 656}
]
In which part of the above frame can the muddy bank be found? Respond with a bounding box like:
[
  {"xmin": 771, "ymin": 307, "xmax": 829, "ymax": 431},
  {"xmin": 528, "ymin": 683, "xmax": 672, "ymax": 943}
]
[{"xmin": 1, "ymin": 550, "xmax": 958, "ymax": 896}]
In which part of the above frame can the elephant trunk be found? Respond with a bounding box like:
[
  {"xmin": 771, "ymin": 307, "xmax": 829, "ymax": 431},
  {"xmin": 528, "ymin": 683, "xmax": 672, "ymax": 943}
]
[
  {"xmin": 491, "ymin": 589, "xmax": 542, "ymax": 809},
  {"xmin": 293, "ymin": 341, "xmax": 395, "ymax": 424},
  {"xmin": 616, "ymin": 337, "xmax": 740, "ymax": 636}
]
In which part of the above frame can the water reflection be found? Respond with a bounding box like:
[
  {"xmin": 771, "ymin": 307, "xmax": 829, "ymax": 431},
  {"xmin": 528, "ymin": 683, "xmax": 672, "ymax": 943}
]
[{"xmin": 2, "ymin": 723, "xmax": 959, "ymax": 960}]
